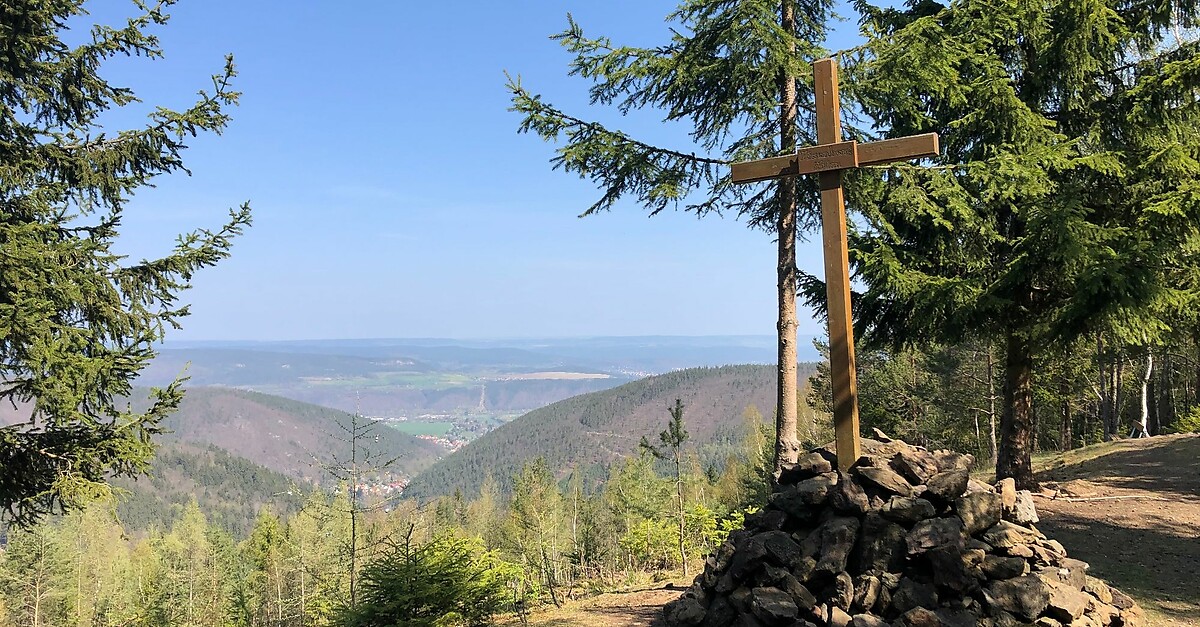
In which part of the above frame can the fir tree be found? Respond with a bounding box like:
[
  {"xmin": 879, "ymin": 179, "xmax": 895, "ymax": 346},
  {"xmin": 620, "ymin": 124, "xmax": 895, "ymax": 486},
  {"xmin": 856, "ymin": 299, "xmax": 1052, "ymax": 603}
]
[
  {"xmin": 843, "ymin": 0, "xmax": 1199, "ymax": 486},
  {"xmin": 508, "ymin": 0, "xmax": 837, "ymax": 475},
  {"xmin": 0, "ymin": 0, "xmax": 251, "ymax": 525}
]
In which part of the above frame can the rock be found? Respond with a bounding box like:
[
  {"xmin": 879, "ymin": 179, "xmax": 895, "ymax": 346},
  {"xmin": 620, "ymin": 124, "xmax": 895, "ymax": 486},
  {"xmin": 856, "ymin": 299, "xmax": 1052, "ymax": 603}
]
[
  {"xmin": 1041, "ymin": 580, "xmax": 1090, "ymax": 622},
  {"xmin": 982, "ymin": 554, "xmax": 1029, "ymax": 580},
  {"xmin": 729, "ymin": 534, "xmax": 771, "ymax": 580},
  {"xmin": 880, "ymin": 496, "xmax": 937, "ymax": 525},
  {"xmin": 852, "ymin": 512, "xmax": 907, "ymax": 573},
  {"xmin": 700, "ymin": 596, "xmax": 736, "ymax": 627},
  {"xmin": 1084, "ymin": 575, "xmax": 1113, "ymax": 604},
  {"xmin": 762, "ymin": 530, "xmax": 805, "ymax": 569},
  {"xmin": 1087, "ymin": 600, "xmax": 1121, "ymax": 626},
  {"xmin": 851, "ymin": 574, "xmax": 881, "ymax": 613},
  {"xmin": 791, "ymin": 556, "xmax": 817, "ymax": 583},
  {"xmin": 956, "ymin": 491, "xmax": 1003, "ymax": 535},
  {"xmin": 830, "ymin": 471, "xmax": 870, "ymax": 515},
  {"xmin": 932, "ymin": 449, "xmax": 975, "ymax": 472},
  {"xmin": 782, "ymin": 574, "xmax": 818, "ymax": 610},
  {"xmin": 1035, "ymin": 618, "xmax": 1062, "ymax": 627},
  {"xmin": 730, "ymin": 586, "xmax": 752, "ymax": 611},
  {"xmin": 984, "ymin": 575, "xmax": 1050, "ymax": 622},
  {"xmin": 996, "ymin": 478, "xmax": 1017, "ymax": 511},
  {"xmin": 854, "ymin": 466, "xmax": 916, "ymax": 496},
  {"xmin": 1036, "ymin": 558, "xmax": 1087, "ymax": 590},
  {"xmin": 828, "ymin": 605, "xmax": 853, "ymax": 627},
  {"xmin": 779, "ymin": 452, "xmax": 835, "ymax": 485},
  {"xmin": 1109, "ymin": 586, "xmax": 1137, "ymax": 610},
  {"xmin": 1004, "ymin": 543, "xmax": 1035, "ymax": 559},
  {"xmin": 756, "ymin": 509, "xmax": 789, "ymax": 531},
  {"xmin": 936, "ymin": 607, "xmax": 982, "ymax": 627},
  {"xmin": 850, "ymin": 615, "xmax": 889, "ymax": 627},
  {"xmin": 982, "ymin": 520, "xmax": 1043, "ymax": 549},
  {"xmin": 750, "ymin": 587, "xmax": 798, "ymax": 625},
  {"xmin": 966, "ymin": 478, "xmax": 995, "ymax": 494},
  {"xmin": 811, "ymin": 517, "xmax": 861, "ymax": 574},
  {"xmin": 833, "ymin": 571, "xmax": 854, "ymax": 610},
  {"xmin": 890, "ymin": 577, "xmax": 938, "ymax": 614},
  {"xmin": 907, "ymin": 516, "xmax": 966, "ymax": 555},
  {"xmin": 924, "ymin": 470, "xmax": 970, "ymax": 503},
  {"xmin": 664, "ymin": 594, "xmax": 708, "ymax": 625},
  {"xmin": 927, "ymin": 546, "xmax": 986, "ymax": 592},
  {"xmin": 891, "ymin": 448, "xmax": 940, "ymax": 484},
  {"xmin": 769, "ymin": 474, "xmax": 839, "ymax": 519},
  {"xmin": 897, "ymin": 607, "xmax": 941, "ymax": 627},
  {"xmin": 1012, "ymin": 490, "xmax": 1040, "ymax": 525}
]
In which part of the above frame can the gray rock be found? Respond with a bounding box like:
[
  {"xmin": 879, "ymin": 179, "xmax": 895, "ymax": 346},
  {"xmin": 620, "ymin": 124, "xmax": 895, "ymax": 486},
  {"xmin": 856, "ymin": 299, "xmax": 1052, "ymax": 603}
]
[
  {"xmin": 664, "ymin": 594, "xmax": 708, "ymax": 625},
  {"xmin": 852, "ymin": 512, "xmax": 907, "ymax": 573},
  {"xmin": 700, "ymin": 596, "xmax": 737, "ymax": 627},
  {"xmin": 791, "ymin": 556, "xmax": 817, "ymax": 583},
  {"xmin": 850, "ymin": 615, "xmax": 889, "ymax": 627},
  {"xmin": 854, "ymin": 466, "xmax": 916, "ymax": 496},
  {"xmin": 762, "ymin": 530, "xmax": 805, "ymax": 569},
  {"xmin": 827, "ymin": 605, "xmax": 852, "ymax": 627},
  {"xmin": 829, "ymin": 471, "xmax": 870, "ymax": 515},
  {"xmin": 832, "ymin": 572, "xmax": 854, "ymax": 610},
  {"xmin": 966, "ymin": 478, "xmax": 995, "ymax": 493},
  {"xmin": 782, "ymin": 574, "xmax": 817, "ymax": 610},
  {"xmin": 778, "ymin": 452, "xmax": 834, "ymax": 484},
  {"xmin": 890, "ymin": 577, "xmax": 938, "ymax": 614},
  {"xmin": 1041, "ymin": 580, "xmax": 1089, "ymax": 622},
  {"xmin": 932, "ymin": 449, "xmax": 975, "ymax": 472},
  {"xmin": 982, "ymin": 520, "xmax": 1043, "ymax": 549},
  {"xmin": 995, "ymin": 478, "xmax": 1017, "ymax": 511},
  {"xmin": 927, "ymin": 546, "xmax": 986, "ymax": 592},
  {"xmin": 813, "ymin": 517, "xmax": 861, "ymax": 575},
  {"xmin": 1011, "ymin": 490, "xmax": 1040, "ymax": 525},
  {"xmin": 906, "ymin": 516, "xmax": 966, "ymax": 555},
  {"xmin": 729, "ymin": 534, "xmax": 770, "ymax": 580},
  {"xmin": 750, "ymin": 587, "xmax": 798, "ymax": 625},
  {"xmin": 984, "ymin": 575, "xmax": 1050, "ymax": 621},
  {"xmin": 897, "ymin": 607, "xmax": 941, "ymax": 627},
  {"xmin": 1035, "ymin": 557, "xmax": 1087, "ymax": 590},
  {"xmin": 924, "ymin": 470, "xmax": 970, "ymax": 502},
  {"xmin": 729, "ymin": 586, "xmax": 752, "ymax": 611},
  {"xmin": 935, "ymin": 607, "xmax": 982, "ymax": 627},
  {"xmin": 982, "ymin": 554, "xmax": 1029, "ymax": 580},
  {"xmin": 956, "ymin": 491, "xmax": 1003, "ymax": 535},
  {"xmin": 880, "ymin": 496, "xmax": 937, "ymax": 526},
  {"xmin": 891, "ymin": 448, "xmax": 940, "ymax": 484},
  {"xmin": 769, "ymin": 474, "xmax": 839, "ymax": 521},
  {"xmin": 851, "ymin": 574, "xmax": 881, "ymax": 614}
]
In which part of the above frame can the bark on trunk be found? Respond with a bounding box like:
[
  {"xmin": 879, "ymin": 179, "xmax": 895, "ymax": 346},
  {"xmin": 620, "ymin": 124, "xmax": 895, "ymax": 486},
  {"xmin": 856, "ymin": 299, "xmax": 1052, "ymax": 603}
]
[
  {"xmin": 1138, "ymin": 351, "xmax": 1153, "ymax": 437},
  {"xmin": 997, "ymin": 332, "xmax": 1036, "ymax": 489},
  {"xmin": 1060, "ymin": 376, "xmax": 1072, "ymax": 451},
  {"xmin": 773, "ymin": 0, "xmax": 801, "ymax": 476}
]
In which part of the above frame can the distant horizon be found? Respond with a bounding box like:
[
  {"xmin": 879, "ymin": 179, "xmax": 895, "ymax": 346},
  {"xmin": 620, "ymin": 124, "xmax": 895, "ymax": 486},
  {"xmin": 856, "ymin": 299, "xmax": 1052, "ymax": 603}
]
[{"xmin": 161, "ymin": 333, "xmax": 817, "ymax": 347}]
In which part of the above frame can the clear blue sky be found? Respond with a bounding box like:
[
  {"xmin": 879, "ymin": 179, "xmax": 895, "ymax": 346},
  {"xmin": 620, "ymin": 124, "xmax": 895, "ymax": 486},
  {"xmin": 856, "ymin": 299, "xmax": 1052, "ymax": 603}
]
[{"xmin": 92, "ymin": 1, "xmax": 868, "ymax": 341}]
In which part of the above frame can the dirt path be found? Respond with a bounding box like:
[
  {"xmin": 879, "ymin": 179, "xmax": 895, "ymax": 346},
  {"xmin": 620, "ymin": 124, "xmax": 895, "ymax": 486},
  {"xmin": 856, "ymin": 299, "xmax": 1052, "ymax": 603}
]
[
  {"xmin": 1035, "ymin": 434, "xmax": 1200, "ymax": 626},
  {"xmin": 507, "ymin": 434, "xmax": 1200, "ymax": 626}
]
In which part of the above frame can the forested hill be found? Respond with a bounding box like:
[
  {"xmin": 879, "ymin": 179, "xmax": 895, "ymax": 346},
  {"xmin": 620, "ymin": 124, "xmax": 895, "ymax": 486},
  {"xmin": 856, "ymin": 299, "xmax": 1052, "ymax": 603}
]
[
  {"xmin": 156, "ymin": 387, "xmax": 446, "ymax": 482},
  {"xmin": 404, "ymin": 364, "xmax": 812, "ymax": 499}
]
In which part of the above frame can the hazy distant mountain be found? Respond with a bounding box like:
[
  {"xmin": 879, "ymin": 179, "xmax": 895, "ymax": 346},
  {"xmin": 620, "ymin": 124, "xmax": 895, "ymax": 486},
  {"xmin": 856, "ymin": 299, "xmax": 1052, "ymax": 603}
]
[{"xmin": 403, "ymin": 364, "xmax": 819, "ymax": 499}]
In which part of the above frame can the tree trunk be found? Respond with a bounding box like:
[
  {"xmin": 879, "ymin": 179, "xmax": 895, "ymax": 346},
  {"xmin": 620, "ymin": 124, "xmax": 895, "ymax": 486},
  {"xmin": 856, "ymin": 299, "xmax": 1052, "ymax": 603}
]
[
  {"xmin": 988, "ymin": 346, "xmax": 998, "ymax": 466},
  {"xmin": 997, "ymin": 332, "xmax": 1036, "ymax": 489},
  {"xmin": 675, "ymin": 454, "xmax": 688, "ymax": 578},
  {"xmin": 1060, "ymin": 376, "xmax": 1072, "ymax": 451},
  {"xmin": 1139, "ymin": 351, "xmax": 1153, "ymax": 437},
  {"xmin": 773, "ymin": 0, "xmax": 801, "ymax": 477},
  {"xmin": 1112, "ymin": 359, "xmax": 1124, "ymax": 437}
]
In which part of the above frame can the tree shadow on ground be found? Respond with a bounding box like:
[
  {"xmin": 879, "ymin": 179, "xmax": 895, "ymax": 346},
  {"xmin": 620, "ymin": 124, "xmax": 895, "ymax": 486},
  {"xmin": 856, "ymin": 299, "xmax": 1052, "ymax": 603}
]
[{"xmin": 1040, "ymin": 507, "xmax": 1200, "ymax": 622}]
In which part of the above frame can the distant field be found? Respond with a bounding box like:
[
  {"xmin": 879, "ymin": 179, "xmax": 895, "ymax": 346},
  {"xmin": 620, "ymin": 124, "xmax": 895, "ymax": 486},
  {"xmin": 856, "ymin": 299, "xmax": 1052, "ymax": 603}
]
[{"xmin": 388, "ymin": 421, "xmax": 455, "ymax": 436}]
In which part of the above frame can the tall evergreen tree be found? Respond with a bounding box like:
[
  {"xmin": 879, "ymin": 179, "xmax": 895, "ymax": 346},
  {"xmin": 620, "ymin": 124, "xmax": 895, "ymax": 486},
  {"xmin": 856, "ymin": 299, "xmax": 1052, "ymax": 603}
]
[
  {"xmin": 0, "ymin": 1, "xmax": 252, "ymax": 524},
  {"xmin": 509, "ymin": 0, "xmax": 836, "ymax": 475},
  {"xmin": 844, "ymin": 0, "xmax": 1199, "ymax": 487}
]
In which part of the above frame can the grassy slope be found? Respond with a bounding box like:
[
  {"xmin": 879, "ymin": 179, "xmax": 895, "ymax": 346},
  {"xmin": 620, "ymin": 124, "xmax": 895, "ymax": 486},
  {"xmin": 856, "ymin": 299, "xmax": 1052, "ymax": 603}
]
[
  {"xmin": 404, "ymin": 364, "xmax": 812, "ymax": 499},
  {"xmin": 158, "ymin": 386, "xmax": 446, "ymax": 482}
]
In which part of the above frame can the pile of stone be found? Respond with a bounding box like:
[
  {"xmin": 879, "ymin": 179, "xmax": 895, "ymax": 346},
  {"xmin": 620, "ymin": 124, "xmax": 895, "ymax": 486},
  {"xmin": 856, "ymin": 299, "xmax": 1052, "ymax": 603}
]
[{"xmin": 662, "ymin": 437, "xmax": 1143, "ymax": 627}]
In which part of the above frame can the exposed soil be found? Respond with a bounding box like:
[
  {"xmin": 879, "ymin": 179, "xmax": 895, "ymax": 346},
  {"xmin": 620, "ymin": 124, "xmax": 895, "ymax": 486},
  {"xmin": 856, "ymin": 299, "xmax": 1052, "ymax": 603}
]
[
  {"xmin": 505, "ymin": 434, "xmax": 1200, "ymax": 626},
  {"xmin": 1035, "ymin": 434, "xmax": 1200, "ymax": 626}
]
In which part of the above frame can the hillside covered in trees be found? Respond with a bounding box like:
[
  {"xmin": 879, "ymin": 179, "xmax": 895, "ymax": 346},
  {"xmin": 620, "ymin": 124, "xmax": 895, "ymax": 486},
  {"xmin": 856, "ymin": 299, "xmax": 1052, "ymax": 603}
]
[{"xmin": 404, "ymin": 364, "xmax": 821, "ymax": 499}]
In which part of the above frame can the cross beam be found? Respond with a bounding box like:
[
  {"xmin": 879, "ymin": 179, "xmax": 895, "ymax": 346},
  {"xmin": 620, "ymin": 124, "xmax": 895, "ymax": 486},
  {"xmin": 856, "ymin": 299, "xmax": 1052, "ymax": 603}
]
[{"xmin": 731, "ymin": 58, "xmax": 939, "ymax": 472}]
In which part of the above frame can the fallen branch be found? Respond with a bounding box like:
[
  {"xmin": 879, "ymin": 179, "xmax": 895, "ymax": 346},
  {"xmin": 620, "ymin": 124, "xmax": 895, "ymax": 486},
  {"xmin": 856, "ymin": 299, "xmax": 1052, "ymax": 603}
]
[{"xmin": 1035, "ymin": 493, "xmax": 1171, "ymax": 503}]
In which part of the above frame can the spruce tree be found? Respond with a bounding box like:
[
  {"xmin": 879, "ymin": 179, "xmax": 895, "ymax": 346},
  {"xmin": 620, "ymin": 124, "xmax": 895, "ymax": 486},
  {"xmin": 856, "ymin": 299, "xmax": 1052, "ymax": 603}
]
[
  {"xmin": 0, "ymin": 1, "xmax": 251, "ymax": 525},
  {"xmin": 843, "ymin": 0, "xmax": 1198, "ymax": 487},
  {"xmin": 509, "ymin": 0, "xmax": 837, "ymax": 475}
]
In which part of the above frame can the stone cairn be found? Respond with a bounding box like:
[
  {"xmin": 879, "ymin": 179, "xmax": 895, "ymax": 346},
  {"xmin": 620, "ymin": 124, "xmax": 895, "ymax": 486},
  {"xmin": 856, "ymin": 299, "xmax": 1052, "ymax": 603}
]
[{"xmin": 662, "ymin": 437, "xmax": 1143, "ymax": 627}]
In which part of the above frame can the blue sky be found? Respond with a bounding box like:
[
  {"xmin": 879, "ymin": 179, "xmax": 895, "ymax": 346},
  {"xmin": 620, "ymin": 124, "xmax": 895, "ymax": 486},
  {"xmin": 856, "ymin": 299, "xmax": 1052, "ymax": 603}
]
[{"xmin": 91, "ymin": 1, "xmax": 869, "ymax": 341}]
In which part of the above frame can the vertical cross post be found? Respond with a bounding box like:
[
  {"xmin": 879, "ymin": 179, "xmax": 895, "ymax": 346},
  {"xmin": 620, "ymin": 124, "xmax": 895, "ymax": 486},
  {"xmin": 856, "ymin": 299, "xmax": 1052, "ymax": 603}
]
[
  {"xmin": 813, "ymin": 59, "xmax": 861, "ymax": 472},
  {"xmin": 730, "ymin": 58, "xmax": 939, "ymax": 472}
]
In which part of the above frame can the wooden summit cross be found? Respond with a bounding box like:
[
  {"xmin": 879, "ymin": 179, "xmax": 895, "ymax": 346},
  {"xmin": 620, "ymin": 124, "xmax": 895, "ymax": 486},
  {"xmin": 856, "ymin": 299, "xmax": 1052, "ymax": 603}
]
[{"xmin": 731, "ymin": 58, "xmax": 939, "ymax": 472}]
